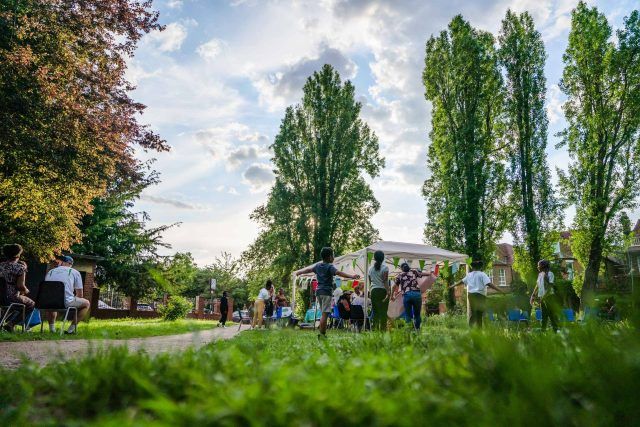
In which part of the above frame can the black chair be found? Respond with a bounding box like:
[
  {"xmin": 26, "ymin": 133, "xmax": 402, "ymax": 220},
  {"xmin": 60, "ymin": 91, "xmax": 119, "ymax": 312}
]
[
  {"xmin": 350, "ymin": 305, "xmax": 366, "ymax": 332},
  {"xmin": 28, "ymin": 281, "xmax": 78, "ymax": 335},
  {"xmin": 0, "ymin": 277, "xmax": 28, "ymax": 333}
]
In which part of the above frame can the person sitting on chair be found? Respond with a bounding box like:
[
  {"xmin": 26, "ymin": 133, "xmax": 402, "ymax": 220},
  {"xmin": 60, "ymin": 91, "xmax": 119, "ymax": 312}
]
[
  {"xmin": 0, "ymin": 244, "xmax": 34, "ymax": 332},
  {"xmin": 44, "ymin": 256, "xmax": 90, "ymax": 334}
]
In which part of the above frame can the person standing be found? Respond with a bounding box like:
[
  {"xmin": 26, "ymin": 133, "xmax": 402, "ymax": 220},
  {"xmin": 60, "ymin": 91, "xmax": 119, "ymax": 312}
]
[
  {"xmin": 368, "ymin": 250, "xmax": 390, "ymax": 331},
  {"xmin": 394, "ymin": 262, "xmax": 427, "ymax": 330},
  {"xmin": 294, "ymin": 247, "xmax": 360, "ymax": 340},
  {"xmin": 453, "ymin": 260, "xmax": 503, "ymax": 328},
  {"xmin": 0, "ymin": 244, "xmax": 35, "ymax": 332},
  {"xmin": 44, "ymin": 255, "xmax": 90, "ymax": 334},
  {"xmin": 530, "ymin": 260, "xmax": 559, "ymax": 331},
  {"xmin": 219, "ymin": 291, "xmax": 229, "ymax": 328},
  {"xmin": 251, "ymin": 280, "xmax": 273, "ymax": 329}
]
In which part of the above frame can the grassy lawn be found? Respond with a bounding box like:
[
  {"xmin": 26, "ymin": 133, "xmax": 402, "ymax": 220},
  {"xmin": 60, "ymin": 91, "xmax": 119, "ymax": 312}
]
[
  {"xmin": 0, "ymin": 318, "xmax": 219, "ymax": 342},
  {"xmin": 2, "ymin": 315, "xmax": 639, "ymax": 426}
]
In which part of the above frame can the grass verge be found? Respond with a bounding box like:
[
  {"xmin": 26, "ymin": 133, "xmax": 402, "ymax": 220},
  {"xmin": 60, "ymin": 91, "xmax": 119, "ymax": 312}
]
[
  {"xmin": 0, "ymin": 318, "xmax": 218, "ymax": 342},
  {"xmin": 1, "ymin": 316, "xmax": 638, "ymax": 426}
]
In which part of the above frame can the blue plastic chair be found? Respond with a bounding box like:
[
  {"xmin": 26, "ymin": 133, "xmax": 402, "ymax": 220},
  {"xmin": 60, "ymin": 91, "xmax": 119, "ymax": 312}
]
[
  {"xmin": 507, "ymin": 309, "xmax": 528, "ymax": 329},
  {"xmin": 535, "ymin": 308, "xmax": 542, "ymax": 321},
  {"xmin": 562, "ymin": 308, "xmax": 575, "ymax": 322}
]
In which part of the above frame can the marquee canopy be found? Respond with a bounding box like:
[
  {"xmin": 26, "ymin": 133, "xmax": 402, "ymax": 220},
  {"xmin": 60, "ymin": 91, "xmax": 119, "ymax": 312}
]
[
  {"xmin": 291, "ymin": 241, "xmax": 469, "ymax": 315},
  {"xmin": 296, "ymin": 241, "xmax": 469, "ymax": 277}
]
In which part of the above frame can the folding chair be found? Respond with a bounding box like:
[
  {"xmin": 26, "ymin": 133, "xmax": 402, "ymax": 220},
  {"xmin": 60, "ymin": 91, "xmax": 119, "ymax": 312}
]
[
  {"xmin": 0, "ymin": 277, "xmax": 28, "ymax": 333},
  {"xmin": 32, "ymin": 281, "xmax": 78, "ymax": 336},
  {"xmin": 507, "ymin": 309, "xmax": 528, "ymax": 330},
  {"xmin": 562, "ymin": 308, "xmax": 576, "ymax": 322},
  {"xmin": 535, "ymin": 308, "xmax": 542, "ymax": 322}
]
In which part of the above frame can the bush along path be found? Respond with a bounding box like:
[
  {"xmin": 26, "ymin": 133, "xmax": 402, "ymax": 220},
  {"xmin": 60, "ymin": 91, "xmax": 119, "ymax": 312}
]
[{"xmin": 0, "ymin": 325, "xmax": 242, "ymax": 369}]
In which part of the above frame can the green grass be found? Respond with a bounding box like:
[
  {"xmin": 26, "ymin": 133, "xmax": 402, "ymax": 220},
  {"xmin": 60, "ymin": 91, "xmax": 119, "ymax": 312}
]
[
  {"xmin": 1, "ymin": 316, "xmax": 639, "ymax": 426},
  {"xmin": 0, "ymin": 318, "xmax": 219, "ymax": 342}
]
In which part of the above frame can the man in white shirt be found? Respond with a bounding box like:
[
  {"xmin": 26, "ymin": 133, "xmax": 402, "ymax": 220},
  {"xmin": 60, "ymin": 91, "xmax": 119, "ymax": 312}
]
[
  {"xmin": 530, "ymin": 259, "xmax": 559, "ymax": 331},
  {"xmin": 44, "ymin": 256, "xmax": 90, "ymax": 334},
  {"xmin": 452, "ymin": 260, "xmax": 503, "ymax": 328}
]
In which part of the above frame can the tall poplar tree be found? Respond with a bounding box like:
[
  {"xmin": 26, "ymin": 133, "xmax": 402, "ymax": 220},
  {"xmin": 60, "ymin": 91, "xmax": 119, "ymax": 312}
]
[
  {"xmin": 498, "ymin": 10, "xmax": 558, "ymax": 283},
  {"xmin": 423, "ymin": 15, "xmax": 510, "ymax": 264},
  {"xmin": 559, "ymin": 3, "xmax": 640, "ymax": 299},
  {"xmin": 244, "ymin": 64, "xmax": 384, "ymax": 282}
]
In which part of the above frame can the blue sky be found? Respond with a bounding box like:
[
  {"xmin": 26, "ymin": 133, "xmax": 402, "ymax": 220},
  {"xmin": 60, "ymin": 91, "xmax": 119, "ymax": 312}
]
[{"xmin": 128, "ymin": 0, "xmax": 640, "ymax": 265}]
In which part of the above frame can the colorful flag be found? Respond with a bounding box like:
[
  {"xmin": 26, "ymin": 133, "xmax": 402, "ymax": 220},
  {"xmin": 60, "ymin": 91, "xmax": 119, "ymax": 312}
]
[
  {"xmin": 393, "ymin": 257, "xmax": 400, "ymax": 269},
  {"xmin": 367, "ymin": 252, "xmax": 373, "ymax": 265},
  {"xmin": 419, "ymin": 260, "xmax": 426, "ymax": 270}
]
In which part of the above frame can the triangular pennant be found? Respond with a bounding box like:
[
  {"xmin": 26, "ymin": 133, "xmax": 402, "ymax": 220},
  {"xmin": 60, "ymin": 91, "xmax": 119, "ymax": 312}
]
[
  {"xmin": 393, "ymin": 257, "xmax": 400, "ymax": 269},
  {"xmin": 367, "ymin": 252, "xmax": 373, "ymax": 265},
  {"xmin": 466, "ymin": 257, "xmax": 472, "ymax": 266},
  {"xmin": 419, "ymin": 260, "xmax": 426, "ymax": 270},
  {"xmin": 452, "ymin": 261, "xmax": 459, "ymax": 274},
  {"xmin": 352, "ymin": 259, "xmax": 357, "ymax": 269},
  {"xmin": 434, "ymin": 264, "xmax": 440, "ymax": 276}
]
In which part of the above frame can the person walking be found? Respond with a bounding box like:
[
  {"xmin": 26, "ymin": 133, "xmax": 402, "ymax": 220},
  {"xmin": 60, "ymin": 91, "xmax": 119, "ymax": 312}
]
[
  {"xmin": 394, "ymin": 262, "xmax": 426, "ymax": 331},
  {"xmin": 530, "ymin": 260, "xmax": 559, "ymax": 332},
  {"xmin": 452, "ymin": 260, "xmax": 503, "ymax": 328},
  {"xmin": 251, "ymin": 280, "xmax": 273, "ymax": 329},
  {"xmin": 368, "ymin": 250, "xmax": 389, "ymax": 331},
  {"xmin": 0, "ymin": 244, "xmax": 34, "ymax": 332},
  {"xmin": 219, "ymin": 291, "xmax": 229, "ymax": 328},
  {"xmin": 294, "ymin": 247, "xmax": 360, "ymax": 340}
]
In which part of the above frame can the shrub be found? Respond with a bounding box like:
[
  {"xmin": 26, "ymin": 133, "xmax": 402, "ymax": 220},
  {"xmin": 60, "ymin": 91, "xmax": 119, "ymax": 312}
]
[{"xmin": 157, "ymin": 296, "xmax": 192, "ymax": 321}]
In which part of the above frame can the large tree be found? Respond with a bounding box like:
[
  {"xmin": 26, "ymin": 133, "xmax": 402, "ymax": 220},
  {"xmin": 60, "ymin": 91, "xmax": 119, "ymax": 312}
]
[
  {"xmin": 558, "ymin": 3, "xmax": 640, "ymax": 299},
  {"xmin": 71, "ymin": 161, "xmax": 174, "ymax": 298},
  {"xmin": 498, "ymin": 10, "xmax": 558, "ymax": 283},
  {"xmin": 423, "ymin": 15, "xmax": 510, "ymax": 264},
  {"xmin": 0, "ymin": 0, "xmax": 167, "ymax": 260},
  {"xmin": 244, "ymin": 64, "xmax": 384, "ymax": 283}
]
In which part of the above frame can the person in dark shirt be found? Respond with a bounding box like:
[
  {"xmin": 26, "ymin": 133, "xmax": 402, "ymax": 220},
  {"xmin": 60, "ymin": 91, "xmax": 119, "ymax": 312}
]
[
  {"xmin": 219, "ymin": 291, "xmax": 229, "ymax": 328},
  {"xmin": 295, "ymin": 247, "xmax": 360, "ymax": 340}
]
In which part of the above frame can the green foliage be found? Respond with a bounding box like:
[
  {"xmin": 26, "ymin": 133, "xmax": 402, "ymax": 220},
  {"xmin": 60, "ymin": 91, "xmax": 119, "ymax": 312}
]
[
  {"xmin": 158, "ymin": 296, "xmax": 192, "ymax": 321},
  {"xmin": 72, "ymin": 163, "xmax": 174, "ymax": 298},
  {"xmin": 0, "ymin": 0, "xmax": 167, "ymax": 260},
  {"xmin": 0, "ymin": 318, "xmax": 217, "ymax": 342},
  {"xmin": 244, "ymin": 64, "xmax": 384, "ymax": 282},
  {"xmin": 161, "ymin": 252, "xmax": 200, "ymax": 296},
  {"xmin": 2, "ymin": 322, "xmax": 639, "ymax": 425},
  {"xmin": 558, "ymin": 3, "xmax": 640, "ymax": 294},
  {"xmin": 423, "ymin": 15, "xmax": 510, "ymax": 263},
  {"xmin": 198, "ymin": 252, "xmax": 249, "ymax": 310},
  {"xmin": 498, "ymin": 10, "xmax": 560, "ymax": 281}
]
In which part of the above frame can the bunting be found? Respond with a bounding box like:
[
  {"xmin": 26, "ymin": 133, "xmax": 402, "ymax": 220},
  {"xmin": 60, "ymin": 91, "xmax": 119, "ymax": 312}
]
[
  {"xmin": 393, "ymin": 257, "xmax": 400, "ymax": 269},
  {"xmin": 419, "ymin": 260, "xmax": 426, "ymax": 270},
  {"xmin": 367, "ymin": 252, "xmax": 373, "ymax": 265},
  {"xmin": 452, "ymin": 261, "xmax": 460, "ymax": 274}
]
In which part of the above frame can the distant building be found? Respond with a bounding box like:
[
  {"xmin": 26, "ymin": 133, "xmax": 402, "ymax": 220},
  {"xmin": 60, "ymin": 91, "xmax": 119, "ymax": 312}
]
[{"xmin": 487, "ymin": 243, "xmax": 515, "ymax": 293}]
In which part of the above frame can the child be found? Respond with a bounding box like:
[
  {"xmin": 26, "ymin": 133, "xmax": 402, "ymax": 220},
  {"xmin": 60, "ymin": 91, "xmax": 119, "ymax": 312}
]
[
  {"xmin": 295, "ymin": 247, "xmax": 360, "ymax": 339},
  {"xmin": 452, "ymin": 260, "xmax": 503, "ymax": 328}
]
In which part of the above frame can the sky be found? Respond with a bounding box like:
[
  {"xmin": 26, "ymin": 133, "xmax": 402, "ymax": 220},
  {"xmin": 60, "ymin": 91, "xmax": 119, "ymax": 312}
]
[{"xmin": 129, "ymin": 0, "xmax": 640, "ymax": 266}]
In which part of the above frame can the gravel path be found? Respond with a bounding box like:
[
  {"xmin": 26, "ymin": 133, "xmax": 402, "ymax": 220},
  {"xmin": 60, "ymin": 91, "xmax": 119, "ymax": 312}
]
[{"xmin": 0, "ymin": 325, "xmax": 244, "ymax": 369}]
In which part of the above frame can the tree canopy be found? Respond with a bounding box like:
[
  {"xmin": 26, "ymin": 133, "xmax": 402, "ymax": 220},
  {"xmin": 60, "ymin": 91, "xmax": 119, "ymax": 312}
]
[
  {"xmin": 0, "ymin": 0, "xmax": 167, "ymax": 260},
  {"xmin": 423, "ymin": 15, "xmax": 510, "ymax": 264},
  {"xmin": 558, "ymin": 2, "xmax": 640, "ymax": 296},
  {"xmin": 244, "ymin": 64, "xmax": 384, "ymax": 284},
  {"xmin": 498, "ymin": 10, "xmax": 559, "ymax": 283}
]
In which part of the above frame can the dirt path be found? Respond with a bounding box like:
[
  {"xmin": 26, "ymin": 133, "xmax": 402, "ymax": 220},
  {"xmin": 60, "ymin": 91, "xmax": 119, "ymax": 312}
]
[{"xmin": 0, "ymin": 325, "xmax": 244, "ymax": 369}]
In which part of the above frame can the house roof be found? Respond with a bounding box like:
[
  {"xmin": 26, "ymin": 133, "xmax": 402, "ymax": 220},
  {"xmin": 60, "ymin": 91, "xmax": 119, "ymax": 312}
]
[
  {"xmin": 634, "ymin": 219, "xmax": 640, "ymax": 234},
  {"xmin": 495, "ymin": 243, "xmax": 514, "ymax": 265}
]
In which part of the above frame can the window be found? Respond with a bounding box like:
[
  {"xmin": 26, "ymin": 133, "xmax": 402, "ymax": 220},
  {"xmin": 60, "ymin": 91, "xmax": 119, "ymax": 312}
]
[
  {"xmin": 566, "ymin": 260, "xmax": 574, "ymax": 280},
  {"xmin": 488, "ymin": 270, "xmax": 494, "ymax": 283},
  {"xmin": 498, "ymin": 269, "xmax": 507, "ymax": 287},
  {"xmin": 637, "ymin": 256, "xmax": 640, "ymax": 274}
]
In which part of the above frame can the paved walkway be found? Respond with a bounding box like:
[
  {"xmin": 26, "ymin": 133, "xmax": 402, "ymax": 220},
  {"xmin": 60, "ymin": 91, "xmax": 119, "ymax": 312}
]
[{"xmin": 0, "ymin": 325, "xmax": 244, "ymax": 369}]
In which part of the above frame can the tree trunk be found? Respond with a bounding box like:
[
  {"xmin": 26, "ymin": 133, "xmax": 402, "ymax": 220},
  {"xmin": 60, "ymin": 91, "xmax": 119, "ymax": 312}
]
[{"xmin": 582, "ymin": 233, "xmax": 604, "ymax": 307}]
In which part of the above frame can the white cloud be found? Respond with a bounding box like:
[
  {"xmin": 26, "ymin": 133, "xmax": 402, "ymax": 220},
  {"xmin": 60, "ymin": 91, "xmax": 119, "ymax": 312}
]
[
  {"xmin": 242, "ymin": 163, "xmax": 276, "ymax": 193},
  {"xmin": 547, "ymin": 84, "xmax": 565, "ymax": 125},
  {"xmin": 252, "ymin": 44, "xmax": 358, "ymax": 111},
  {"xmin": 146, "ymin": 22, "xmax": 187, "ymax": 52},
  {"xmin": 192, "ymin": 123, "xmax": 270, "ymax": 167},
  {"xmin": 167, "ymin": 0, "xmax": 183, "ymax": 9},
  {"xmin": 197, "ymin": 38, "xmax": 227, "ymax": 61}
]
